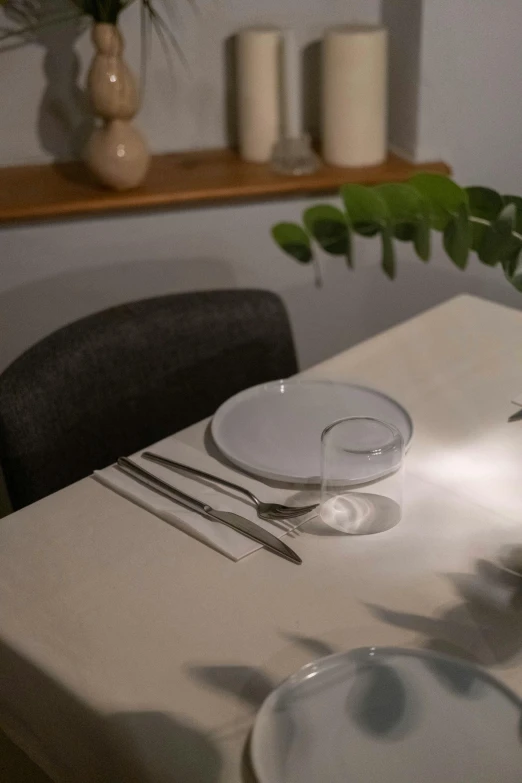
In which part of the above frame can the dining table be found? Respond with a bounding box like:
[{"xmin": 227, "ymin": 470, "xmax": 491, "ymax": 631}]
[{"xmin": 1, "ymin": 293, "xmax": 522, "ymax": 783}]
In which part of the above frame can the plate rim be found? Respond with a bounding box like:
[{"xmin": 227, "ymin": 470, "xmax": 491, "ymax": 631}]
[
  {"xmin": 211, "ymin": 379, "xmax": 414, "ymax": 485},
  {"xmin": 250, "ymin": 645, "xmax": 522, "ymax": 783}
]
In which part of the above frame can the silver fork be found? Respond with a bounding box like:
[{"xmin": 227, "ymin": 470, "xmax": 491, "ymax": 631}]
[{"xmin": 142, "ymin": 451, "xmax": 318, "ymax": 521}]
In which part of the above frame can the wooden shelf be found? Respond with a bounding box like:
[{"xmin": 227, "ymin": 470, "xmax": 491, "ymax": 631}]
[{"xmin": 0, "ymin": 149, "xmax": 451, "ymax": 225}]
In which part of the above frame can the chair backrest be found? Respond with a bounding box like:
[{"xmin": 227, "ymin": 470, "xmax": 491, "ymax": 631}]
[{"xmin": 0, "ymin": 289, "xmax": 297, "ymax": 510}]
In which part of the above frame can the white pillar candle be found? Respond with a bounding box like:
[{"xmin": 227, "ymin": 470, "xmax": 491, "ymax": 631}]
[
  {"xmin": 237, "ymin": 27, "xmax": 281, "ymax": 163},
  {"xmin": 281, "ymin": 29, "xmax": 302, "ymax": 139},
  {"xmin": 322, "ymin": 25, "xmax": 388, "ymax": 167}
]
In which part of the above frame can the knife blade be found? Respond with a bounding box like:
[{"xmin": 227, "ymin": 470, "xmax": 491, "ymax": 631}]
[{"xmin": 117, "ymin": 457, "xmax": 302, "ymax": 565}]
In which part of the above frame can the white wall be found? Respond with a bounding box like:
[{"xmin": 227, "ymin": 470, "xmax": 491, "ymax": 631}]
[
  {"xmin": 1, "ymin": 0, "xmax": 521, "ymax": 377},
  {"xmin": 382, "ymin": 0, "xmax": 423, "ymax": 160},
  {"xmin": 418, "ymin": 0, "xmax": 522, "ymax": 191}
]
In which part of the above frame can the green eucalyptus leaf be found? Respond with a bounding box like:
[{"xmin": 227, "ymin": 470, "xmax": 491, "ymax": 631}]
[
  {"xmin": 303, "ymin": 205, "xmax": 350, "ymax": 258},
  {"xmin": 466, "ymin": 186, "xmax": 503, "ymax": 217},
  {"xmin": 504, "ymin": 249, "xmax": 522, "ymax": 292},
  {"xmin": 499, "ymin": 236, "xmax": 522, "ymax": 265},
  {"xmin": 272, "ymin": 223, "xmax": 312, "ymax": 264},
  {"xmin": 394, "ymin": 223, "xmax": 416, "ymax": 242},
  {"xmin": 510, "ymin": 273, "xmax": 522, "ymax": 293},
  {"xmin": 355, "ymin": 222, "xmax": 381, "ymax": 237},
  {"xmin": 499, "ymin": 198, "xmax": 522, "ymax": 266},
  {"xmin": 502, "ymin": 245, "xmax": 521, "ymax": 279},
  {"xmin": 409, "ymin": 173, "xmax": 468, "ymax": 232},
  {"xmin": 374, "ymin": 183, "xmax": 423, "ymax": 225},
  {"xmin": 392, "ymin": 220, "xmax": 431, "ymax": 260},
  {"xmin": 341, "ymin": 184, "xmax": 389, "ymax": 236},
  {"xmin": 375, "ymin": 184, "xmax": 431, "ymax": 261},
  {"xmin": 443, "ymin": 204, "xmax": 472, "ymax": 269},
  {"xmin": 478, "ymin": 203, "xmax": 519, "ymax": 266},
  {"xmin": 381, "ymin": 228, "xmax": 396, "ymax": 280},
  {"xmin": 414, "ymin": 214, "xmax": 432, "ymax": 261},
  {"xmin": 466, "ymin": 186, "xmax": 504, "ymax": 252}
]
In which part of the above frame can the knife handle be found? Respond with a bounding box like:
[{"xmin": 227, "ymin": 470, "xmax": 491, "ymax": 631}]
[{"xmin": 117, "ymin": 457, "xmax": 211, "ymax": 516}]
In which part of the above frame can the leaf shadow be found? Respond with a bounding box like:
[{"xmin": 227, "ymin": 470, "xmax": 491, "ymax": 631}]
[
  {"xmin": 186, "ymin": 664, "xmax": 276, "ymax": 710},
  {"xmin": 278, "ymin": 632, "xmax": 337, "ymax": 660},
  {"xmin": 186, "ymin": 632, "xmax": 339, "ymax": 714},
  {"xmin": 344, "ymin": 659, "xmax": 415, "ymax": 741},
  {"xmin": 365, "ymin": 561, "xmax": 522, "ymax": 704}
]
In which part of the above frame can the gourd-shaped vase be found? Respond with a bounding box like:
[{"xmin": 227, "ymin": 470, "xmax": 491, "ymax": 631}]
[{"xmin": 84, "ymin": 23, "xmax": 150, "ymax": 190}]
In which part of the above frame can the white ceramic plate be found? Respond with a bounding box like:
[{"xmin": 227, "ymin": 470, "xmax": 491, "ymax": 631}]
[
  {"xmin": 211, "ymin": 380, "xmax": 413, "ymax": 484},
  {"xmin": 251, "ymin": 647, "xmax": 522, "ymax": 783}
]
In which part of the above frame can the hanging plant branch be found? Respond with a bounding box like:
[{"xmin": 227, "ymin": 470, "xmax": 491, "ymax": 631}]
[{"xmin": 272, "ymin": 173, "xmax": 522, "ymax": 293}]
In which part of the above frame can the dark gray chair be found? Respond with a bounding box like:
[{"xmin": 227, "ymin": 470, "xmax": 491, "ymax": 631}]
[{"xmin": 0, "ymin": 290, "xmax": 297, "ymax": 511}]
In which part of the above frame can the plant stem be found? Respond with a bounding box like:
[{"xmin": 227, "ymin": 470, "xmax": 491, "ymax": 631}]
[{"xmin": 469, "ymin": 215, "xmax": 522, "ymax": 242}]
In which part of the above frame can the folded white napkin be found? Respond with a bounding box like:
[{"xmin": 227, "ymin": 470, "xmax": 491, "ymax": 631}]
[{"xmin": 94, "ymin": 438, "xmax": 317, "ymax": 561}]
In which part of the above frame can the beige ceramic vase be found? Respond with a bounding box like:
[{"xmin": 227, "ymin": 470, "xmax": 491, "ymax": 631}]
[{"xmin": 84, "ymin": 23, "xmax": 150, "ymax": 190}]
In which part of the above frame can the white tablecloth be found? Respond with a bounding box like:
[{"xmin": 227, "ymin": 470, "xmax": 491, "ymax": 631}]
[{"xmin": 1, "ymin": 294, "xmax": 522, "ymax": 783}]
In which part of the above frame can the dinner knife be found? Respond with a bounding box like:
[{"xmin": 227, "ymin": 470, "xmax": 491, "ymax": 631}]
[{"xmin": 117, "ymin": 457, "xmax": 302, "ymax": 565}]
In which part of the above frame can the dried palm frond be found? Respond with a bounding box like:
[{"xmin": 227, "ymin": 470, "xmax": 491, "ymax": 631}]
[
  {"xmin": 0, "ymin": 0, "xmax": 197, "ymax": 53},
  {"xmin": 0, "ymin": 1, "xmax": 81, "ymax": 41}
]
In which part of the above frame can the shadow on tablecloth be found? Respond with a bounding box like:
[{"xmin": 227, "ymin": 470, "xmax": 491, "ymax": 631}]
[
  {"xmin": 0, "ymin": 637, "xmax": 222, "ymax": 783},
  {"xmin": 366, "ymin": 562, "xmax": 522, "ymax": 669}
]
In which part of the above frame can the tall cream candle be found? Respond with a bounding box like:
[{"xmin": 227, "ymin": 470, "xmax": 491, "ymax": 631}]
[
  {"xmin": 237, "ymin": 27, "xmax": 281, "ymax": 163},
  {"xmin": 322, "ymin": 25, "xmax": 388, "ymax": 167},
  {"xmin": 281, "ymin": 29, "xmax": 301, "ymax": 139}
]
